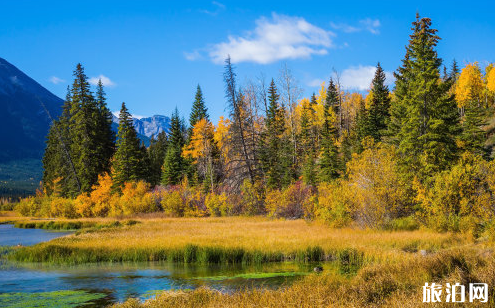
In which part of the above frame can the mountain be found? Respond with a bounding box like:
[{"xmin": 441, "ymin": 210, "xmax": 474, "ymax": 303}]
[
  {"xmin": 0, "ymin": 58, "xmax": 170, "ymax": 196},
  {"xmin": 112, "ymin": 114, "xmax": 170, "ymax": 145},
  {"xmin": 0, "ymin": 57, "xmax": 63, "ymax": 163}
]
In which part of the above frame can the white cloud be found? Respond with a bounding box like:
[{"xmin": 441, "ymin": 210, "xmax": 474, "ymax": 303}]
[
  {"xmin": 49, "ymin": 76, "xmax": 65, "ymax": 84},
  {"xmin": 330, "ymin": 18, "xmax": 381, "ymax": 35},
  {"xmin": 207, "ymin": 13, "xmax": 334, "ymax": 64},
  {"xmin": 89, "ymin": 75, "xmax": 116, "ymax": 87},
  {"xmin": 339, "ymin": 65, "xmax": 393, "ymax": 91}
]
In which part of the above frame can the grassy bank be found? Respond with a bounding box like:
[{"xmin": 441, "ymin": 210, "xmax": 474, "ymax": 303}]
[{"xmin": 8, "ymin": 216, "xmax": 472, "ymax": 265}]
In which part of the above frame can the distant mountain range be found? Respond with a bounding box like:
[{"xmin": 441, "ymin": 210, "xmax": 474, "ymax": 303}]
[
  {"xmin": 0, "ymin": 57, "xmax": 170, "ymax": 196},
  {"xmin": 111, "ymin": 114, "xmax": 170, "ymax": 146}
]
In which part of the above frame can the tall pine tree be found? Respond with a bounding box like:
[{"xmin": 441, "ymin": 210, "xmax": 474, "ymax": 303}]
[
  {"xmin": 387, "ymin": 14, "xmax": 460, "ymax": 178},
  {"xmin": 112, "ymin": 102, "xmax": 146, "ymax": 189},
  {"xmin": 318, "ymin": 79, "xmax": 340, "ymax": 182},
  {"xmin": 367, "ymin": 63, "xmax": 391, "ymax": 142},
  {"xmin": 147, "ymin": 131, "xmax": 168, "ymax": 186},
  {"xmin": 162, "ymin": 108, "xmax": 185, "ymax": 185},
  {"xmin": 262, "ymin": 79, "xmax": 286, "ymax": 189}
]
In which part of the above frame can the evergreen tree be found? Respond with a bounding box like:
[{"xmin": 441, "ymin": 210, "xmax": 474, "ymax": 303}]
[
  {"xmin": 161, "ymin": 108, "xmax": 185, "ymax": 185},
  {"xmin": 263, "ymin": 79, "xmax": 285, "ymax": 189},
  {"xmin": 42, "ymin": 87, "xmax": 80, "ymax": 197},
  {"xmin": 147, "ymin": 131, "xmax": 168, "ymax": 186},
  {"xmin": 301, "ymin": 94, "xmax": 318, "ymax": 186},
  {"xmin": 459, "ymin": 104, "xmax": 487, "ymax": 156},
  {"xmin": 94, "ymin": 79, "xmax": 116, "ymax": 176},
  {"xmin": 318, "ymin": 79, "xmax": 340, "ymax": 182},
  {"xmin": 112, "ymin": 102, "xmax": 145, "ymax": 189},
  {"xmin": 189, "ymin": 85, "xmax": 209, "ymax": 129},
  {"xmin": 387, "ymin": 14, "xmax": 460, "ymax": 178},
  {"xmin": 186, "ymin": 85, "xmax": 210, "ymax": 185},
  {"xmin": 367, "ymin": 63, "xmax": 391, "ymax": 141},
  {"xmin": 68, "ymin": 64, "xmax": 101, "ymax": 193}
]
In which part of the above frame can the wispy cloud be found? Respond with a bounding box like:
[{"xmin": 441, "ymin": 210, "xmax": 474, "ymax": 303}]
[
  {"xmin": 49, "ymin": 76, "xmax": 65, "ymax": 84},
  {"xmin": 307, "ymin": 78, "xmax": 325, "ymax": 87},
  {"xmin": 330, "ymin": 18, "xmax": 381, "ymax": 35},
  {"xmin": 199, "ymin": 1, "xmax": 226, "ymax": 16},
  {"xmin": 89, "ymin": 75, "xmax": 116, "ymax": 87},
  {"xmin": 184, "ymin": 50, "xmax": 202, "ymax": 61},
  {"xmin": 203, "ymin": 13, "xmax": 334, "ymax": 64},
  {"xmin": 360, "ymin": 18, "xmax": 381, "ymax": 35},
  {"xmin": 308, "ymin": 65, "xmax": 394, "ymax": 91},
  {"xmin": 340, "ymin": 65, "xmax": 393, "ymax": 90}
]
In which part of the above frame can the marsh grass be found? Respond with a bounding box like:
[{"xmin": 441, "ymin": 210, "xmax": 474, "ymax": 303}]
[
  {"xmin": 9, "ymin": 217, "xmax": 469, "ymax": 267},
  {"xmin": 195, "ymin": 271, "xmax": 307, "ymax": 281}
]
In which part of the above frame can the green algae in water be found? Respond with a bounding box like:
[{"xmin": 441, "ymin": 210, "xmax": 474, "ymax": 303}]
[
  {"xmin": 0, "ymin": 290, "xmax": 106, "ymax": 308},
  {"xmin": 196, "ymin": 271, "xmax": 308, "ymax": 281}
]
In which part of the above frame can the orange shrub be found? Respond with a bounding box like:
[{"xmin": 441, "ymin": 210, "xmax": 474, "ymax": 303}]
[{"xmin": 115, "ymin": 181, "xmax": 158, "ymax": 216}]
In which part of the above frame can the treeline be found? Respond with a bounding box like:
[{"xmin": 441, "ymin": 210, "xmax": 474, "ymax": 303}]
[{"xmin": 18, "ymin": 14, "xmax": 495, "ymax": 234}]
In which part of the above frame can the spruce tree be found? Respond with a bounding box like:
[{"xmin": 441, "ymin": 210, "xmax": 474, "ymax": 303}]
[
  {"xmin": 301, "ymin": 94, "xmax": 318, "ymax": 186},
  {"xmin": 95, "ymin": 79, "xmax": 116, "ymax": 176},
  {"xmin": 387, "ymin": 14, "xmax": 460, "ymax": 177},
  {"xmin": 263, "ymin": 79, "xmax": 285, "ymax": 189},
  {"xmin": 112, "ymin": 102, "xmax": 145, "ymax": 189},
  {"xmin": 161, "ymin": 108, "xmax": 185, "ymax": 185},
  {"xmin": 189, "ymin": 85, "xmax": 209, "ymax": 129},
  {"xmin": 42, "ymin": 87, "xmax": 80, "ymax": 197},
  {"xmin": 318, "ymin": 79, "xmax": 340, "ymax": 182},
  {"xmin": 367, "ymin": 63, "xmax": 391, "ymax": 141},
  {"xmin": 147, "ymin": 131, "xmax": 168, "ymax": 186},
  {"xmin": 68, "ymin": 64, "xmax": 102, "ymax": 193}
]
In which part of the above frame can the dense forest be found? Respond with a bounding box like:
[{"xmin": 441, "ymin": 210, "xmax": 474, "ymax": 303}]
[{"xmin": 17, "ymin": 14, "xmax": 495, "ymax": 234}]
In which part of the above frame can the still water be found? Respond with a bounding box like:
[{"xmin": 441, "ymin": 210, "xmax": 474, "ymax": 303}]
[{"xmin": 0, "ymin": 224, "xmax": 326, "ymax": 307}]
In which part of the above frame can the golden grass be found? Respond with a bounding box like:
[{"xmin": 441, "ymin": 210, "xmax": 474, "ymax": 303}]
[{"xmin": 10, "ymin": 216, "xmax": 476, "ymax": 264}]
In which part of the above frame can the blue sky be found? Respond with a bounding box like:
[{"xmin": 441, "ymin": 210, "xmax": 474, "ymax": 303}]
[{"xmin": 1, "ymin": 0, "xmax": 494, "ymax": 122}]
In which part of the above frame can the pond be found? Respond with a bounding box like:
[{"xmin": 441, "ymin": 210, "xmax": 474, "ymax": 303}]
[
  {"xmin": 0, "ymin": 225, "xmax": 335, "ymax": 307},
  {"xmin": 0, "ymin": 224, "xmax": 73, "ymax": 246}
]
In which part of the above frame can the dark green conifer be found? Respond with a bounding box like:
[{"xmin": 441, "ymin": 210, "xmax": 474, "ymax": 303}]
[{"xmin": 112, "ymin": 102, "xmax": 145, "ymax": 189}]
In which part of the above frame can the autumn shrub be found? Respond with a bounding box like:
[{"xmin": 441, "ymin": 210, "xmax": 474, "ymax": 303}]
[
  {"xmin": 160, "ymin": 189, "xmax": 184, "ymax": 217},
  {"xmin": 316, "ymin": 181, "xmax": 352, "ymax": 227},
  {"xmin": 344, "ymin": 139, "xmax": 411, "ymax": 228},
  {"xmin": 74, "ymin": 194, "xmax": 93, "ymax": 217},
  {"xmin": 158, "ymin": 183, "xmax": 207, "ymax": 217},
  {"xmin": 89, "ymin": 173, "xmax": 114, "ymax": 217},
  {"xmin": 112, "ymin": 181, "xmax": 158, "ymax": 216},
  {"xmin": 49, "ymin": 197, "xmax": 77, "ymax": 218},
  {"xmin": 240, "ymin": 180, "xmax": 265, "ymax": 215},
  {"xmin": 15, "ymin": 197, "xmax": 40, "ymax": 217},
  {"xmin": 417, "ymin": 152, "xmax": 495, "ymax": 233},
  {"xmin": 205, "ymin": 192, "xmax": 231, "ymax": 216},
  {"xmin": 265, "ymin": 182, "xmax": 314, "ymax": 219}
]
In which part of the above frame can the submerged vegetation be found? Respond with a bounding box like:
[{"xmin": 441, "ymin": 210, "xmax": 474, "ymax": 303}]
[{"xmin": 0, "ymin": 290, "xmax": 107, "ymax": 308}]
